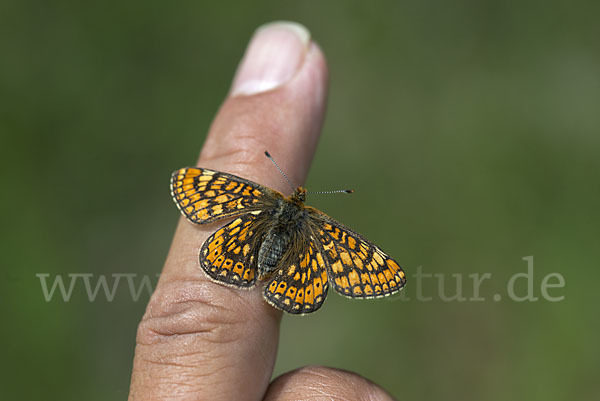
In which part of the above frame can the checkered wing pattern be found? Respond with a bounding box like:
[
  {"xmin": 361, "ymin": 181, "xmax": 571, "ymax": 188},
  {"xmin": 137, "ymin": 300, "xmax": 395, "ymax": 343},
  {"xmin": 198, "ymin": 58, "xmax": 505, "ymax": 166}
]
[
  {"xmin": 171, "ymin": 161, "xmax": 407, "ymax": 315},
  {"xmin": 310, "ymin": 210, "xmax": 406, "ymax": 299},
  {"xmin": 263, "ymin": 239, "xmax": 329, "ymax": 314},
  {"xmin": 170, "ymin": 167, "xmax": 276, "ymax": 224},
  {"xmin": 199, "ymin": 213, "xmax": 260, "ymax": 287}
]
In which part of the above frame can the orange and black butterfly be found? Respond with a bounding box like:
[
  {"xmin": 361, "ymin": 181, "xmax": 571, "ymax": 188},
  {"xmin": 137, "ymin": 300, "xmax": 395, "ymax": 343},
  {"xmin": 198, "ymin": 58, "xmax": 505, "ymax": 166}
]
[{"xmin": 170, "ymin": 152, "xmax": 406, "ymax": 314}]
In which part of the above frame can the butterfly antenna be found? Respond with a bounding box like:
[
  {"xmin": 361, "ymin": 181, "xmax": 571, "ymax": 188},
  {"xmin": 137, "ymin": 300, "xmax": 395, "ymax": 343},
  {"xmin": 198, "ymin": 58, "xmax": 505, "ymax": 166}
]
[
  {"xmin": 265, "ymin": 151, "xmax": 296, "ymax": 192},
  {"xmin": 308, "ymin": 189, "xmax": 354, "ymax": 195}
]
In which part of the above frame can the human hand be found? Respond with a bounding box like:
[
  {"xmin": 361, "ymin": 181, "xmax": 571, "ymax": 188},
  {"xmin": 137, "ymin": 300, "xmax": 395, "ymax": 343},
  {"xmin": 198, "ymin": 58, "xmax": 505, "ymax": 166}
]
[{"xmin": 128, "ymin": 21, "xmax": 395, "ymax": 401}]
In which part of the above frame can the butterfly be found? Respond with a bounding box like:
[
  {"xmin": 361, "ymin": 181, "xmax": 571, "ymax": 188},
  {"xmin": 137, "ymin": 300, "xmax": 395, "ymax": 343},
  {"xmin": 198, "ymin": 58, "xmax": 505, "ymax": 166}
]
[{"xmin": 170, "ymin": 152, "xmax": 406, "ymax": 314}]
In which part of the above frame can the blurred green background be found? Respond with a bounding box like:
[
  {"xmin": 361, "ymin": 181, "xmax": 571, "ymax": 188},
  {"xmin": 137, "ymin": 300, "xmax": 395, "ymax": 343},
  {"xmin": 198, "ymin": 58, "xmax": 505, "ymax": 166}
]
[{"xmin": 2, "ymin": 0, "xmax": 598, "ymax": 400}]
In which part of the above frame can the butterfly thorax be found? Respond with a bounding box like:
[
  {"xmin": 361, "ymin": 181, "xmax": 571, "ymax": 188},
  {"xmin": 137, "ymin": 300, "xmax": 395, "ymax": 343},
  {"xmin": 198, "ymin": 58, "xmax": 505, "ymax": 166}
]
[{"xmin": 256, "ymin": 187, "xmax": 308, "ymax": 278}]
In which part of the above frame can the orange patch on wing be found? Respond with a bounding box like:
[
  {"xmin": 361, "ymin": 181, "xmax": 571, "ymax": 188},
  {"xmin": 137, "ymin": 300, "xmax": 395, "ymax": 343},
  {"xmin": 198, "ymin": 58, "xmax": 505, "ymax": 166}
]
[
  {"xmin": 208, "ymin": 236, "xmax": 224, "ymax": 252},
  {"xmin": 316, "ymin": 252, "xmax": 325, "ymax": 267},
  {"xmin": 243, "ymin": 269, "xmax": 254, "ymax": 281},
  {"xmin": 285, "ymin": 286, "xmax": 297, "ymax": 298},
  {"xmin": 340, "ymin": 252, "xmax": 352, "ymax": 266},
  {"xmin": 352, "ymin": 254, "xmax": 364, "ymax": 269},
  {"xmin": 196, "ymin": 209, "xmax": 209, "ymax": 220},
  {"xmin": 387, "ymin": 259, "xmax": 400, "ymax": 272},
  {"xmin": 294, "ymin": 288, "xmax": 305, "ymax": 304},
  {"xmin": 331, "ymin": 260, "xmax": 344, "ymax": 273},
  {"xmin": 348, "ymin": 270, "xmax": 360, "ymax": 286},
  {"xmin": 193, "ymin": 199, "xmax": 209, "ymax": 211},
  {"xmin": 313, "ymin": 278, "xmax": 323, "ymax": 297},
  {"xmin": 233, "ymin": 262, "xmax": 244, "ymax": 275},
  {"xmin": 214, "ymin": 194, "xmax": 229, "ymax": 203},
  {"xmin": 276, "ymin": 282, "xmax": 287, "ymax": 294},
  {"xmin": 222, "ymin": 259, "xmax": 234, "ymax": 271},
  {"xmin": 373, "ymin": 252, "xmax": 384, "ymax": 265},
  {"xmin": 300, "ymin": 253, "xmax": 310, "ymax": 268},
  {"xmin": 304, "ymin": 286, "xmax": 314, "ymax": 304}
]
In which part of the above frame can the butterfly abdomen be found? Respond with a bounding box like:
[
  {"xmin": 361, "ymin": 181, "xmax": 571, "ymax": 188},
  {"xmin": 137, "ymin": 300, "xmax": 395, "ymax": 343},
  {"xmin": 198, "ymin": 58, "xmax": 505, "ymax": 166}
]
[
  {"xmin": 256, "ymin": 198, "xmax": 308, "ymax": 278},
  {"xmin": 257, "ymin": 231, "xmax": 290, "ymax": 277}
]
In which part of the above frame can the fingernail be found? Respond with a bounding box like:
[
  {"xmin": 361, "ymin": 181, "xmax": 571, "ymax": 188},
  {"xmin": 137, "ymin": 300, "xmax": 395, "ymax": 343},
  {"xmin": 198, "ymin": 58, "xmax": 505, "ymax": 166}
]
[{"xmin": 231, "ymin": 21, "xmax": 310, "ymax": 96}]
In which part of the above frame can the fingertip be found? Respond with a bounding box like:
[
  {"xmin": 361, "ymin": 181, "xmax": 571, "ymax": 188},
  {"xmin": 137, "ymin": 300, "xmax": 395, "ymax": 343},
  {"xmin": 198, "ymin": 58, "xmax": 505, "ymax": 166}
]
[
  {"xmin": 265, "ymin": 366, "xmax": 397, "ymax": 401},
  {"xmin": 199, "ymin": 25, "xmax": 328, "ymax": 193},
  {"xmin": 230, "ymin": 21, "xmax": 311, "ymax": 97}
]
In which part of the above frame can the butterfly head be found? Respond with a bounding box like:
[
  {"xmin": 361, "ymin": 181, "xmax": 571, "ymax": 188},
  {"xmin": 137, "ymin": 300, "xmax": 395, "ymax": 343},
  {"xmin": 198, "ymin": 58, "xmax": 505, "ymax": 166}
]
[{"xmin": 291, "ymin": 187, "xmax": 307, "ymax": 204}]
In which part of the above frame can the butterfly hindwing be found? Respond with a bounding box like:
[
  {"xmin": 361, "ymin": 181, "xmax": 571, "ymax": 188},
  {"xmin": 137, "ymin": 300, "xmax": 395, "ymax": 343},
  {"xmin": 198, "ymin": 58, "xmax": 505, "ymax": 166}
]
[
  {"xmin": 263, "ymin": 239, "xmax": 329, "ymax": 314},
  {"xmin": 171, "ymin": 167, "xmax": 276, "ymax": 224},
  {"xmin": 310, "ymin": 210, "xmax": 406, "ymax": 299},
  {"xmin": 199, "ymin": 213, "xmax": 260, "ymax": 287}
]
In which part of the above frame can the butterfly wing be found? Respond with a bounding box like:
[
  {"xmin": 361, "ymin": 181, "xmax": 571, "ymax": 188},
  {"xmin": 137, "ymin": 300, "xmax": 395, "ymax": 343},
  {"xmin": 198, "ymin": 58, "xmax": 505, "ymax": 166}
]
[
  {"xmin": 309, "ymin": 209, "xmax": 406, "ymax": 299},
  {"xmin": 170, "ymin": 167, "xmax": 280, "ymax": 224},
  {"xmin": 263, "ymin": 239, "xmax": 329, "ymax": 314},
  {"xmin": 199, "ymin": 212, "xmax": 262, "ymax": 287}
]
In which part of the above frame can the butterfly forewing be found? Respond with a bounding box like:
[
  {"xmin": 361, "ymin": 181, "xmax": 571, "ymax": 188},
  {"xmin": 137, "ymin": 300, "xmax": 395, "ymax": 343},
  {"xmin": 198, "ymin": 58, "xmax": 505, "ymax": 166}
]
[
  {"xmin": 170, "ymin": 167, "xmax": 275, "ymax": 224},
  {"xmin": 309, "ymin": 210, "xmax": 406, "ymax": 299}
]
